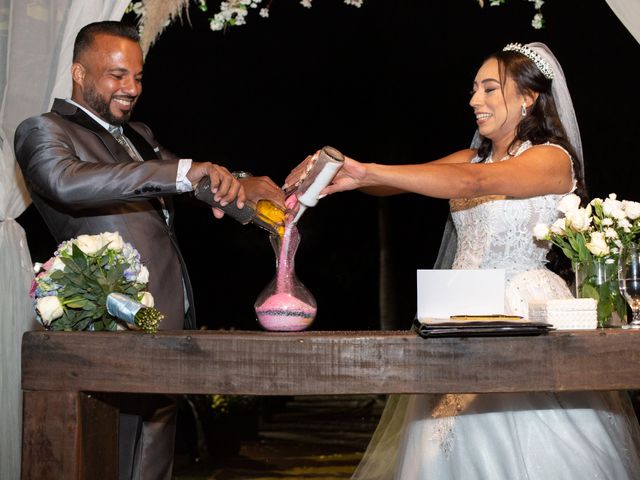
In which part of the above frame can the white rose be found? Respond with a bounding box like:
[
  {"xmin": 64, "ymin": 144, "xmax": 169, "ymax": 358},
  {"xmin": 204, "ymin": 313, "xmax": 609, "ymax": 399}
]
[
  {"xmin": 138, "ymin": 292, "xmax": 155, "ymax": 308},
  {"xmin": 50, "ymin": 257, "xmax": 65, "ymax": 272},
  {"xmin": 586, "ymin": 231, "xmax": 610, "ymax": 257},
  {"xmin": 75, "ymin": 234, "xmax": 105, "ymax": 255},
  {"xmin": 557, "ymin": 194, "xmax": 581, "ymax": 214},
  {"xmin": 623, "ymin": 201, "xmax": 640, "ymax": 220},
  {"xmin": 603, "ymin": 196, "xmax": 626, "ymax": 220},
  {"xmin": 604, "ymin": 227, "xmax": 619, "ymax": 240},
  {"xmin": 550, "ymin": 218, "xmax": 566, "ymax": 235},
  {"xmin": 533, "ymin": 223, "xmax": 550, "ymax": 240},
  {"xmin": 35, "ymin": 296, "xmax": 64, "ymax": 325},
  {"xmin": 136, "ymin": 266, "xmax": 149, "ymax": 284},
  {"xmin": 565, "ymin": 207, "xmax": 592, "ymax": 232},
  {"xmin": 100, "ymin": 232, "xmax": 124, "ymax": 252},
  {"xmin": 33, "ymin": 262, "xmax": 43, "ymax": 274},
  {"xmin": 618, "ymin": 218, "xmax": 632, "ymax": 233}
]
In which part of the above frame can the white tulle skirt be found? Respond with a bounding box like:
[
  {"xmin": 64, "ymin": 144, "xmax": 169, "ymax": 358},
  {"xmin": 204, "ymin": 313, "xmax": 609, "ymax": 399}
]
[{"xmin": 352, "ymin": 391, "xmax": 640, "ymax": 480}]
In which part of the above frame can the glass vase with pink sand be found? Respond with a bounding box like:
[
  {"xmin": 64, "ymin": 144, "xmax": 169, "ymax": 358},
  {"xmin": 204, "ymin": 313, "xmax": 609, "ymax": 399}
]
[{"xmin": 254, "ymin": 226, "xmax": 317, "ymax": 331}]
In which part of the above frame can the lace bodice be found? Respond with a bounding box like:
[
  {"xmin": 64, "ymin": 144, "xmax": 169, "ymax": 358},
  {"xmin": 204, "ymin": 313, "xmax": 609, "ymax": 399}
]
[{"xmin": 450, "ymin": 141, "xmax": 571, "ymax": 279}]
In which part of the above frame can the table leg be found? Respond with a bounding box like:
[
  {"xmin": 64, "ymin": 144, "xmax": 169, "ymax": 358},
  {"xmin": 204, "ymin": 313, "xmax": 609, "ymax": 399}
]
[{"xmin": 22, "ymin": 391, "xmax": 118, "ymax": 479}]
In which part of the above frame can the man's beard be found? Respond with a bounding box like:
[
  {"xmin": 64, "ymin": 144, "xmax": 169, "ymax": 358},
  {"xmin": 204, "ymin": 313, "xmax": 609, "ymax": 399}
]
[{"xmin": 83, "ymin": 84, "xmax": 134, "ymax": 126}]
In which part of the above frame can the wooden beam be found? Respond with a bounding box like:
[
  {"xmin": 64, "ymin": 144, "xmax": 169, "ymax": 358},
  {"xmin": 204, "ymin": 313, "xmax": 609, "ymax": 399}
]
[
  {"xmin": 21, "ymin": 329, "xmax": 640, "ymax": 395},
  {"xmin": 21, "ymin": 391, "xmax": 118, "ymax": 479}
]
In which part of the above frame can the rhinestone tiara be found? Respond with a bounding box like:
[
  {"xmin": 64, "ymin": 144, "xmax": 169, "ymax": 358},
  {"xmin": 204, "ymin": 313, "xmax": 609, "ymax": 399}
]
[{"xmin": 503, "ymin": 43, "xmax": 554, "ymax": 80}]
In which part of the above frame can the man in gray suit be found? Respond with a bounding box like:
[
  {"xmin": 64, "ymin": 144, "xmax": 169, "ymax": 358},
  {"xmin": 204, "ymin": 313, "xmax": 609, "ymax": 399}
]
[{"xmin": 15, "ymin": 21, "xmax": 284, "ymax": 479}]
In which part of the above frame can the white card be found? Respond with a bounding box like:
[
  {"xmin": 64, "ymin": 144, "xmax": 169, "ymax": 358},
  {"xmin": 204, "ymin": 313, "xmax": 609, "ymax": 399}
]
[{"xmin": 416, "ymin": 269, "xmax": 505, "ymax": 321}]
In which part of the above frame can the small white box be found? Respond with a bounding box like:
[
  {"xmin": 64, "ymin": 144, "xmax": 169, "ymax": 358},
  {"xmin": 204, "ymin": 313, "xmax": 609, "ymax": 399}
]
[{"xmin": 528, "ymin": 298, "xmax": 597, "ymax": 330}]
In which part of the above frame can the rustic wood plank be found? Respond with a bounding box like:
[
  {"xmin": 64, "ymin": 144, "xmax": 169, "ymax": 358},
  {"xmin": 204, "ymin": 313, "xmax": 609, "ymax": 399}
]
[
  {"xmin": 21, "ymin": 391, "xmax": 119, "ymax": 480},
  {"xmin": 21, "ymin": 329, "xmax": 640, "ymax": 395},
  {"xmin": 22, "ymin": 391, "xmax": 81, "ymax": 479},
  {"xmin": 80, "ymin": 394, "xmax": 118, "ymax": 480}
]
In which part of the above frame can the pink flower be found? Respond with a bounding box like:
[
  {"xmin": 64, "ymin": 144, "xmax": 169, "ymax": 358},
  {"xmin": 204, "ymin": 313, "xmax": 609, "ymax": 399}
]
[
  {"xmin": 29, "ymin": 279, "xmax": 37, "ymax": 298},
  {"xmin": 42, "ymin": 256, "xmax": 55, "ymax": 271}
]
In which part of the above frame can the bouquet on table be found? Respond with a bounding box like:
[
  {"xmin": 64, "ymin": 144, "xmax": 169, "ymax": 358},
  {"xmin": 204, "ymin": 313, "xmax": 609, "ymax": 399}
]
[
  {"xmin": 30, "ymin": 231, "xmax": 163, "ymax": 333},
  {"xmin": 534, "ymin": 193, "xmax": 640, "ymax": 326}
]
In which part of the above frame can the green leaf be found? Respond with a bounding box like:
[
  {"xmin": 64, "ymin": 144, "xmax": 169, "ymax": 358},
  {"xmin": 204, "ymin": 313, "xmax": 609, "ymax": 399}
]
[
  {"xmin": 104, "ymin": 318, "xmax": 119, "ymax": 331},
  {"xmin": 91, "ymin": 320, "xmax": 105, "ymax": 331},
  {"xmin": 71, "ymin": 244, "xmax": 88, "ymax": 269},
  {"xmin": 580, "ymin": 282, "xmax": 600, "ymax": 301}
]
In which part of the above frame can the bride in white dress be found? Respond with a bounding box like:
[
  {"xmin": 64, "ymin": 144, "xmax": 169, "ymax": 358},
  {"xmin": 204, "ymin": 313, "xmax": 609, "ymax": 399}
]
[{"xmin": 287, "ymin": 42, "xmax": 640, "ymax": 478}]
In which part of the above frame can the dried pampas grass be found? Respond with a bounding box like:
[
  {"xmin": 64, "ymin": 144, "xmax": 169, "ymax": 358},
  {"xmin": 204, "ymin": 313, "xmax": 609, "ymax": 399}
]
[{"xmin": 138, "ymin": 0, "xmax": 191, "ymax": 55}]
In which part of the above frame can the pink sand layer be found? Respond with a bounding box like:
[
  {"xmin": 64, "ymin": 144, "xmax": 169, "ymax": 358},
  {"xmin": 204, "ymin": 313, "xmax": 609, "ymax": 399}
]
[{"xmin": 255, "ymin": 292, "xmax": 316, "ymax": 331}]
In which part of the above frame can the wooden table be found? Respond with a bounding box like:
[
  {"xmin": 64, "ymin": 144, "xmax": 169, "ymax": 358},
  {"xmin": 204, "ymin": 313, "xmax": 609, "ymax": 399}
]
[{"xmin": 21, "ymin": 329, "xmax": 640, "ymax": 479}]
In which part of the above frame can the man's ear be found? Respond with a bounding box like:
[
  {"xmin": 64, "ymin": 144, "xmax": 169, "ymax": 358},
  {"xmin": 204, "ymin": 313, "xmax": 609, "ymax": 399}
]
[{"xmin": 71, "ymin": 63, "xmax": 86, "ymax": 86}]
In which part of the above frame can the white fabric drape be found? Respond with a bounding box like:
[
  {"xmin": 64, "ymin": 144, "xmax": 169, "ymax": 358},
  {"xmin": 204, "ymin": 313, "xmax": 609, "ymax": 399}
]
[
  {"xmin": 0, "ymin": 1, "xmax": 638, "ymax": 479},
  {"xmin": 605, "ymin": 0, "xmax": 640, "ymax": 45},
  {"xmin": 0, "ymin": 1, "xmax": 130, "ymax": 478}
]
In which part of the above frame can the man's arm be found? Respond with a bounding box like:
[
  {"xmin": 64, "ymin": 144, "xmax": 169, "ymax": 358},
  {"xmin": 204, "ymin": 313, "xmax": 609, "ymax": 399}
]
[{"xmin": 15, "ymin": 116, "xmax": 180, "ymax": 209}]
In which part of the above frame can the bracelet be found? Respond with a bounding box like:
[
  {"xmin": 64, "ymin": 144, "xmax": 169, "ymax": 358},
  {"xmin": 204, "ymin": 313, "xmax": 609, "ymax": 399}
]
[{"xmin": 232, "ymin": 171, "xmax": 253, "ymax": 179}]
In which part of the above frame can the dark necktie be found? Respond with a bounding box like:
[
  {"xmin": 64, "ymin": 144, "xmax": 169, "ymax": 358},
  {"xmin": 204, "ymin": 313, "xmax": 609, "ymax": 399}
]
[
  {"xmin": 109, "ymin": 125, "xmax": 169, "ymax": 221},
  {"xmin": 109, "ymin": 125, "xmax": 142, "ymax": 162}
]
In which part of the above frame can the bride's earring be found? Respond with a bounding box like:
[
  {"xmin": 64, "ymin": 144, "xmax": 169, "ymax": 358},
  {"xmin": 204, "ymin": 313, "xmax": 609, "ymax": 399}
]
[{"xmin": 521, "ymin": 102, "xmax": 527, "ymax": 117}]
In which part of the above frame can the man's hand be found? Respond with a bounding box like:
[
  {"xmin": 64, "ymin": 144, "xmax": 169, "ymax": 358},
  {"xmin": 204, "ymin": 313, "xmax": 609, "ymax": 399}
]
[
  {"xmin": 187, "ymin": 162, "xmax": 245, "ymax": 219},
  {"xmin": 239, "ymin": 176, "xmax": 285, "ymax": 209}
]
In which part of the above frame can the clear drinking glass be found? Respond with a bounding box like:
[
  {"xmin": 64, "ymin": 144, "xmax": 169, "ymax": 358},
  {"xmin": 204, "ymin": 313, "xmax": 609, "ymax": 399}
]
[{"xmin": 618, "ymin": 242, "xmax": 640, "ymax": 328}]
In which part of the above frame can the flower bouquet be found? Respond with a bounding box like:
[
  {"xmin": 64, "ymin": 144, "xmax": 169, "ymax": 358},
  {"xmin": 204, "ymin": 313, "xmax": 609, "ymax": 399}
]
[
  {"xmin": 30, "ymin": 232, "xmax": 163, "ymax": 333},
  {"xmin": 534, "ymin": 193, "xmax": 640, "ymax": 327}
]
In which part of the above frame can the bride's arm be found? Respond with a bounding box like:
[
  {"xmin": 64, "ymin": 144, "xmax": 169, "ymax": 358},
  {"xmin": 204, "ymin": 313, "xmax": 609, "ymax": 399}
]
[{"xmin": 325, "ymin": 145, "xmax": 573, "ymax": 199}]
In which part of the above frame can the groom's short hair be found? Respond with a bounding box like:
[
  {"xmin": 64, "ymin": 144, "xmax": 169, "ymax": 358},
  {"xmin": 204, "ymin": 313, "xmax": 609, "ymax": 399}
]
[{"xmin": 73, "ymin": 21, "xmax": 140, "ymax": 62}]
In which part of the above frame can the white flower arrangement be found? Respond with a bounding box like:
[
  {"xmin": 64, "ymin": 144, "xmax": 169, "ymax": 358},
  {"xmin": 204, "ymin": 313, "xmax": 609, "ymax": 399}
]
[
  {"xmin": 534, "ymin": 193, "xmax": 640, "ymax": 327},
  {"xmin": 126, "ymin": 0, "xmax": 545, "ymax": 34},
  {"xmin": 30, "ymin": 232, "xmax": 163, "ymax": 333},
  {"xmin": 534, "ymin": 193, "xmax": 640, "ymax": 263}
]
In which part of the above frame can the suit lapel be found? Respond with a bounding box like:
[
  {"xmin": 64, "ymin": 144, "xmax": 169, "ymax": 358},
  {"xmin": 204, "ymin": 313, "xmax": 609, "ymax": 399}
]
[
  {"xmin": 123, "ymin": 124, "xmax": 158, "ymax": 160},
  {"xmin": 51, "ymin": 99, "xmax": 132, "ymax": 164},
  {"xmin": 51, "ymin": 99, "xmax": 174, "ymax": 226}
]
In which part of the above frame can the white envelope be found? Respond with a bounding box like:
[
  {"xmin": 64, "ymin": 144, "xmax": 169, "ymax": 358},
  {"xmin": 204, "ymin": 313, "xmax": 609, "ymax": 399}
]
[{"xmin": 416, "ymin": 269, "xmax": 505, "ymax": 321}]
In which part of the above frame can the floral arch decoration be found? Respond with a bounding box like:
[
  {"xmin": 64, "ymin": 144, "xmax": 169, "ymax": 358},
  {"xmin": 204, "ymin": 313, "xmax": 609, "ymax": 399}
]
[{"xmin": 126, "ymin": 0, "xmax": 546, "ymax": 54}]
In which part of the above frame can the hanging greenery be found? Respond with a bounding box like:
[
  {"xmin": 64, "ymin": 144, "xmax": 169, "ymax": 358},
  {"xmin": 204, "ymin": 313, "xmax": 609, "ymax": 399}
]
[{"xmin": 126, "ymin": 0, "xmax": 546, "ymax": 54}]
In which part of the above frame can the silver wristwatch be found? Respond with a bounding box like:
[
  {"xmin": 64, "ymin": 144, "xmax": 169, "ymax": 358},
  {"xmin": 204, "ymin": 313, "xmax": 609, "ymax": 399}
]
[{"xmin": 232, "ymin": 171, "xmax": 253, "ymax": 179}]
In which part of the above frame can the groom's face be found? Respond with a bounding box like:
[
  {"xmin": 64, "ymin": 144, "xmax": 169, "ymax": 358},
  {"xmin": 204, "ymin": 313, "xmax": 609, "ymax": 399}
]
[{"xmin": 73, "ymin": 33, "xmax": 143, "ymax": 125}]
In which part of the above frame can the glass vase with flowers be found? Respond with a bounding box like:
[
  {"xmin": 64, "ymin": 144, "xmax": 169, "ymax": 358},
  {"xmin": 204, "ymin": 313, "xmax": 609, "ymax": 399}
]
[{"xmin": 534, "ymin": 193, "xmax": 640, "ymax": 328}]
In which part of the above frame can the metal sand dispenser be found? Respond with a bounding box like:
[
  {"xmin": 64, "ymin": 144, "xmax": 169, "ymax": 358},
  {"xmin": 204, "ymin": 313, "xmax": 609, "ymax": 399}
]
[{"xmin": 254, "ymin": 146, "xmax": 344, "ymax": 331}]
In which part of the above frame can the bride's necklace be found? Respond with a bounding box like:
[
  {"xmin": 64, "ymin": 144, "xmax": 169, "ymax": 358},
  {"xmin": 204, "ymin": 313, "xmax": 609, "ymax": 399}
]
[
  {"xmin": 491, "ymin": 142, "xmax": 522, "ymax": 162},
  {"xmin": 490, "ymin": 151, "xmax": 513, "ymax": 162}
]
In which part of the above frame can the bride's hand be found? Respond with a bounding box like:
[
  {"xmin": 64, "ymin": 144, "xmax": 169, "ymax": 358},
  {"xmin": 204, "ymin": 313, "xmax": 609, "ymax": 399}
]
[{"xmin": 321, "ymin": 156, "xmax": 368, "ymax": 196}]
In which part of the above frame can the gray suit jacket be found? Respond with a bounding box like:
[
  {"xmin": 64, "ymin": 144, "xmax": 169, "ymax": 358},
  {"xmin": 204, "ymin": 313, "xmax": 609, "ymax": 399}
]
[{"xmin": 15, "ymin": 98, "xmax": 195, "ymax": 329}]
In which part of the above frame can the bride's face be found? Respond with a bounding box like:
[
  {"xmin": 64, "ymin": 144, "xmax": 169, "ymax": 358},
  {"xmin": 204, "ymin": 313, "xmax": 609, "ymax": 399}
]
[{"xmin": 469, "ymin": 58, "xmax": 527, "ymax": 145}]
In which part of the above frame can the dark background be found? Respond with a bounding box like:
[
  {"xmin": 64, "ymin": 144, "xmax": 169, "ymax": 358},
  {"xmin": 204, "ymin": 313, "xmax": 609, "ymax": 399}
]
[{"xmin": 18, "ymin": 0, "xmax": 640, "ymax": 331}]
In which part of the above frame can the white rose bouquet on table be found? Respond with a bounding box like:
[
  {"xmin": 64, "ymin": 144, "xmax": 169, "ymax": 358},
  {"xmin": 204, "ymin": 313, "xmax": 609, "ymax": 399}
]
[
  {"xmin": 30, "ymin": 232, "xmax": 163, "ymax": 333},
  {"xmin": 534, "ymin": 193, "xmax": 640, "ymax": 327},
  {"xmin": 533, "ymin": 193, "xmax": 640, "ymax": 263}
]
